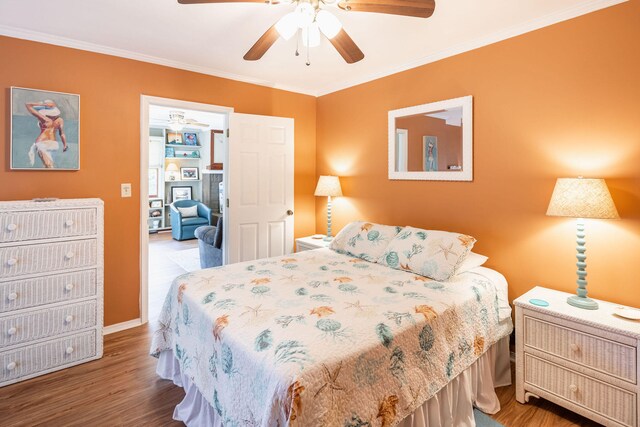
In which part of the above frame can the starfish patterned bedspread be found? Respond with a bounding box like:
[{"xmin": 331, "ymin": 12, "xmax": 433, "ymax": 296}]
[{"xmin": 151, "ymin": 248, "xmax": 513, "ymax": 427}]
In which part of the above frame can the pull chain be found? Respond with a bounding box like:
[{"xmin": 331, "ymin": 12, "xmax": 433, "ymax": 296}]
[
  {"xmin": 295, "ymin": 29, "xmax": 300, "ymax": 57},
  {"xmin": 306, "ymin": 29, "xmax": 311, "ymax": 66}
]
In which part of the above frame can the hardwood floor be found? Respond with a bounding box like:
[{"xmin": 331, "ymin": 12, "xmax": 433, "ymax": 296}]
[{"xmin": 0, "ymin": 322, "xmax": 601, "ymax": 427}]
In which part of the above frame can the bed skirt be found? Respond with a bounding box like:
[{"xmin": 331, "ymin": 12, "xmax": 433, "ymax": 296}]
[{"xmin": 156, "ymin": 336, "xmax": 511, "ymax": 427}]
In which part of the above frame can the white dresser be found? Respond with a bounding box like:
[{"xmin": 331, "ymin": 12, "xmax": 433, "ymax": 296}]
[
  {"xmin": 515, "ymin": 286, "xmax": 640, "ymax": 427},
  {"xmin": 295, "ymin": 235, "xmax": 331, "ymax": 252},
  {"xmin": 0, "ymin": 199, "xmax": 104, "ymax": 387}
]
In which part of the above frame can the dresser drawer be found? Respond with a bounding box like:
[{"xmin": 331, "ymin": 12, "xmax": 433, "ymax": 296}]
[
  {"xmin": 1, "ymin": 330, "xmax": 97, "ymax": 385},
  {"xmin": 0, "ymin": 239, "xmax": 97, "ymax": 279},
  {"xmin": 525, "ymin": 354, "xmax": 636, "ymax": 427},
  {"xmin": 0, "ymin": 300, "xmax": 97, "ymax": 347},
  {"xmin": 0, "ymin": 270, "xmax": 97, "ymax": 313},
  {"xmin": 524, "ymin": 315, "xmax": 637, "ymax": 383},
  {"xmin": 0, "ymin": 209, "xmax": 97, "ymax": 243}
]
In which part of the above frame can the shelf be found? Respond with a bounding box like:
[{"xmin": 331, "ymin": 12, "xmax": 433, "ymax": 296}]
[
  {"xmin": 165, "ymin": 179, "xmax": 202, "ymax": 183},
  {"xmin": 165, "ymin": 157, "xmax": 201, "ymax": 160},
  {"xmin": 166, "ymin": 144, "xmax": 201, "ymax": 148}
]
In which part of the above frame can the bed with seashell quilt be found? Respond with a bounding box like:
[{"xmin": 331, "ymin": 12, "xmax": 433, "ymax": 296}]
[{"xmin": 151, "ymin": 223, "xmax": 513, "ymax": 427}]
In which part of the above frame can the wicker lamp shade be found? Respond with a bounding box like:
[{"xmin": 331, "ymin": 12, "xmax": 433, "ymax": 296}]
[{"xmin": 546, "ymin": 178, "xmax": 619, "ymax": 219}]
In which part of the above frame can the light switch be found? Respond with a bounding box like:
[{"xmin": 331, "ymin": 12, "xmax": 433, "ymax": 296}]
[{"xmin": 121, "ymin": 183, "xmax": 132, "ymax": 198}]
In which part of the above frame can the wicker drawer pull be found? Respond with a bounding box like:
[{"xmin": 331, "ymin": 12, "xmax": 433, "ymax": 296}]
[
  {"xmin": 569, "ymin": 384, "xmax": 578, "ymax": 393},
  {"xmin": 64, "ymin": 315, "xmax": 74, "ymax": 323},
  {"xmin": 570, "ymin": 343, "xmax": 580, "ymax": 352},
  {"xmin": 65, "ymin": 283, "xmax": 74, "ymax": 291},
  {"xmin": 7, "ymin": 292, "xmax": 18, "ymax": 301},
  {"xmin": 64, "ymin": 252, "xmax": 75, "ymax": 260},
  {"xmin": 7, "ymin": 258, "xmax": 17, "ymax": 267},
  {"xmin": 64, "ymin": 219, "xmax": 74, "ymax": 227},
  {"xmin": 6, "ymin": 362, "xmax": 16, "ymax": 371},
  {"xmin": 65, "ymin": 346, "xmax": 74, "ymax": 355},
  {"xmin": 6, "ymin": 223, "xmax": 17, "ymax": 232},
  {"xmin": 7, "ymin": 327, "xmax": 17, "ymax": 336}
]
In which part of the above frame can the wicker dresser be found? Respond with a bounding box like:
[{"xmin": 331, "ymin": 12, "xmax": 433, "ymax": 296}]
[
  {"xmin": 0, "ymin": 199, "xmax": 104, "ymax": 387},
  {"xmin": 515, "ymin": 286, "xmax": 640, "ymax": 427}
]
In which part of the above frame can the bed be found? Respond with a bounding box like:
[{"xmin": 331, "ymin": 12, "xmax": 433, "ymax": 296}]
[{"xmin": 151, "ymin": 247, "xmax": 513, "ymax": 426}]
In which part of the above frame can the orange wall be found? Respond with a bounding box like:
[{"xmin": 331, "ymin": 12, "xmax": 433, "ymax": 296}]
[
  {"xmin": 316, "ymin": 1, "xmax": 640, "ymax": 308},
  {"xmin": 0, "ymin": 36, "xmax": 317, "ymax": 326}
]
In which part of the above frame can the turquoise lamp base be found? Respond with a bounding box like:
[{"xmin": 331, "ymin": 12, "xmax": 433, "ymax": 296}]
[
  {"xmin": 567, "ymin": 295, "xmax": 599, "ymax": 310},
  {"xmin": 322, "ymin": 236, "xmax": 333, "ymax": 242}
]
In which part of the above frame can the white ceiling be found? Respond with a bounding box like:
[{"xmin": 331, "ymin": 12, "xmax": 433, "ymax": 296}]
[{"xmin": 0, "ymin": 0, "xmax": 624, "ymax": 96}]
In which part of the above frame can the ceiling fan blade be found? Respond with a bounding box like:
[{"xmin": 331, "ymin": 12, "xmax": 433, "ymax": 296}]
[
  {"xmin": 329, "ymin": 29, "xmax": 364, "ymax": 64},
  {"xmin": 244, "ymin": 25, "xmax": 280, "ymax": 61},
  {"xmin": 179, "ymin": 0, "xmax": 273, "ymax": 4},
  {"xmin": 185, "ymin": 119, "xmax": 210, "ymax": 127},
  {"xmin": 337, "ymin": 0, "xmax": 435, "ymax": 18}
]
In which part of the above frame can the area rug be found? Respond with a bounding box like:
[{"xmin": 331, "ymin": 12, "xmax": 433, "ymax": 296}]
[
  {"xmin": 166, "ymin": 248, "xmax": 201, "ymax": 272},
  {"xmin": 474, "ymin": 409, "xmax": 504, "ymax": 427}
]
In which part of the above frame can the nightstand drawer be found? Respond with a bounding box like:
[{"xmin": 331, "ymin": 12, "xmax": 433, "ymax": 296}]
[
  {"xmin": 524, "ymin": 315, "xmax": 637, "ymax": 383},
  {"xmin": 525, "ymin": 354, "xmax": 637, "ymax": 427}
]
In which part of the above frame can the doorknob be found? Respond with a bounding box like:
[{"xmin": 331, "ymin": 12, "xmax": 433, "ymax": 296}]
[{"xmin": 286, "ymin": 210, "xmax": 294, "ymax": 216}]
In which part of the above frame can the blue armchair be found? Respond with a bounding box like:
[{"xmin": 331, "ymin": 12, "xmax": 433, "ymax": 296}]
[
  {"xmin": 170, "ymin": 200, "xmax": 212, "ymax": 241},
  {"xmin": 195, "ymin": 216, "xmax": 223, "ymax": 268}
]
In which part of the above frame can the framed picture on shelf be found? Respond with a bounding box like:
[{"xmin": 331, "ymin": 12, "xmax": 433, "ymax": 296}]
[
  {"xmin": 165, "ymin": 146, "xmax": 175, "ymax": 158},
  {"xmin": 184, "ymin": 132, "xmax": 198, "ymax": 146},
  {"xmin": 181, "ymin": 167, "xmax": 199, "ymax": 180},
  {"xmin": 175, "ymin": 149, "xmax": 200, "ymax": 158},
  {"xmin": 149, "ymin": 200, "xmax": 163, "ymax": 208},
  {"xmin": 172, "ymin": 186, "xmax": 192, "ymax": 202},
  {"xmin": 148, "ymin": 168, "xmax": 159, "ymax": 198},
  {"xmin": 10, "ymin": 87, "xmax": 80, "ymax": 170},
  {"xmin": 166, "ymin": 131, "xmax": 183, "ymax": 144},
  {"xmin": 149, "ymin": 209, "xmax": 162, "ymax": 218}
]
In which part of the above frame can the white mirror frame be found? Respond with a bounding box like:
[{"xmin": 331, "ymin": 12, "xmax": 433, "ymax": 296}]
[{"xmin": 388, "ymin": 95, "xmax": 473, "ymax": 181}]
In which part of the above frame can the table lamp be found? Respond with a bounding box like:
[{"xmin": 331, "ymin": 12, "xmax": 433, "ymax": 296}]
[
  {"xmin": 314, "ymin": 175, "xmax": 342, "ymax": 241},
  {"xmin": 546, "ymin": 177, "xmax": 619, "ymax": 310},
  {"xmin": 166, "ymin": 162, "xmax": 179, "ymax": 181}
]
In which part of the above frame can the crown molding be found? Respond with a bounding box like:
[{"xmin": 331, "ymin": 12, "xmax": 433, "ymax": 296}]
[
  {"xmin": 315, "ymin": 0, "xmax": 627, "ymax": 97},
  {"xmin": 0, "ymin": 0, "xmax": 627, "ymax": 99},
  {"xmin": 0, "ymin": 24, "xmax": 317, "ymax": 97}
]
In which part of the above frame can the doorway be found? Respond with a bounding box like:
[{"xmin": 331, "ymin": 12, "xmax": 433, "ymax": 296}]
[{"xmin": 140, "ymin": 96, "xmax": 233, "ymax": 323}]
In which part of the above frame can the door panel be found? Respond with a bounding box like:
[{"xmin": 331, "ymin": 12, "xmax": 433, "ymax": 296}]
[{"xmin": 228, "ymin": 113, "xmax": 294, "ymax": 264}]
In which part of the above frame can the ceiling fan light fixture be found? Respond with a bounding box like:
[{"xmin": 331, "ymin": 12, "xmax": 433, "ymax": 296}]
[
  {"xmin": 302, "ymin": 22, "xmax": 321, "ymax": 47},
  {"xmin": 295, "ymin": 2, "xmax": 315, "ymax": 28},
  {"xmin": 316, "ymin": 10, "xmax": 342, "ymax": 39},
  {"xmin": 275, "ymin": 12, "xmax": 299, "ymax": 40}
]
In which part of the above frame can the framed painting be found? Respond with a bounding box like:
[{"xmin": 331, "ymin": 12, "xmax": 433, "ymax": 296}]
[
  {"xmin": 172, "ymin": 186, "xmax": 192, "ymax": 202},
  {"xmin": 180, "ymin": 167, "xmax": 199, "ymax": 180},
  {"xmin": 167, "ymin": 131, "xmax": 183, "ymax": 144},
  {"xmin": 148, "ymin": 168, "xmax": 160, "ymax": 197},
  {"xmin": 11, "ymin": 87, "xmax": 80, "ymax": 170},
  {"xmin": 207, "ymin": 129, "xmax": 224, "ymax": 170},
  {"xmin": 183, "ymin": 132, "xmax": 198, "ymax": 146},
  {"xmin": 422, "ymin": 136, "xmax": 438, "ymax": 172}
]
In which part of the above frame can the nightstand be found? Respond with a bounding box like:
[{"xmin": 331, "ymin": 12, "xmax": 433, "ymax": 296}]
[
  {"xmin": 295, "ymin": 235, "xmax": 331, "ymax": 252},
  {"xmin": 515, "ymin": 286, "xmax": 640, "ymax": 427}
]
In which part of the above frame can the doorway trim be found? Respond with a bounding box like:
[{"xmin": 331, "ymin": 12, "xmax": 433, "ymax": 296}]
[{"xmin": 140, "ymin": 95, "xmax": 233, "ymax": 325}]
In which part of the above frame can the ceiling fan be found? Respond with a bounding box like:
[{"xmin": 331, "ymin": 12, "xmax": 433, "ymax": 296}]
[
  {"xmin": 177, "ymin": 0, "xmax": 435, "ymax": 64},
  {"xmin": 163, "ymin": 111, "xmax": 209, "ymax": 131}
]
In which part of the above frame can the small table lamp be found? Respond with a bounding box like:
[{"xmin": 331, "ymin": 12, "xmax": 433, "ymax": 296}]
[
  {"xmin": 546, "ymin": 177, "xmax": 619, "ymax": 310},
  {"xmin": 314, "ymin": 175, "xmax": 343, "ymax": 241},
  {"xmin": 166, "ymin": 162, "xmax": 179, "ymax": 181}
]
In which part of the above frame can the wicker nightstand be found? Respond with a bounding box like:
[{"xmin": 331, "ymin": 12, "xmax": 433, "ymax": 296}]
[
  {"xmin": 515, "ymin": 286, "xmax": 640, "ymax": 427},
  {"xmin": 295, "ymin": 236, "xmax": 331, "ymax": 252}
]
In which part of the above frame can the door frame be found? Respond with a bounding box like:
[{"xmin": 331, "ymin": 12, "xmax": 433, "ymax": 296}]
[{"xmin": 139, "ymin": 95, "xmax": 233, "ymax": 325}]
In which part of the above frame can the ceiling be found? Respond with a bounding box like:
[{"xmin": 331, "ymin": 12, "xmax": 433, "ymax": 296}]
[{"xmin": 0, "ymin": 0, "xmax": 624, "ymax": 96}]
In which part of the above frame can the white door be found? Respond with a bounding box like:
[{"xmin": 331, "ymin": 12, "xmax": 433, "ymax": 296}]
[{"xmin": 226, "ymin": 113, "xmax": 294, "ymax": 263}]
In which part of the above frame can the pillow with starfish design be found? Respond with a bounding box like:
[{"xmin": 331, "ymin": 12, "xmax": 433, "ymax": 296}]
[
  {"xmin": 378, "ymin": 226, "xmax": 476, "ymax": 281},
  {"xmin": 329, "ymin": 221, "xmax": 402, "ymax": 262}
]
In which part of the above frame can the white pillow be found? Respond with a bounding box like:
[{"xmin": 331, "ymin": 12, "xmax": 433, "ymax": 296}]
[
  {"xmin": 456, "ymin": 252, "xmax": 488, "ymax": 274},
  {"xmin": 378, "ymin": 226, "xmax": 476, "ymax": 281},
  {"xmin": 177, "ymin": 205, "xmax": 198, "ymax": 218},
  {"xmin": 330, "ymin": 221, "xmax": 401, "ymax": 262}
]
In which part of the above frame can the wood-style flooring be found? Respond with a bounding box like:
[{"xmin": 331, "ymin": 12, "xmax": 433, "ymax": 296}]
[{"xmin": 0, "ymin": 322, "xmax": 600, "ymax": 426}]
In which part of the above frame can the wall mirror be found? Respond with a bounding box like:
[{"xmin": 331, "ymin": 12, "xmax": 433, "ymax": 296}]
[{"xmin": 388, "ymin": 95, "xmax": 473, "ymax": 181}]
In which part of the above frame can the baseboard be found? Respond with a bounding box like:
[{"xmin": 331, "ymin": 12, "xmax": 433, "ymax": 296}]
[{"xmin": 103, "ymin": 318, "xmax": 144, "ymax": 335}]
